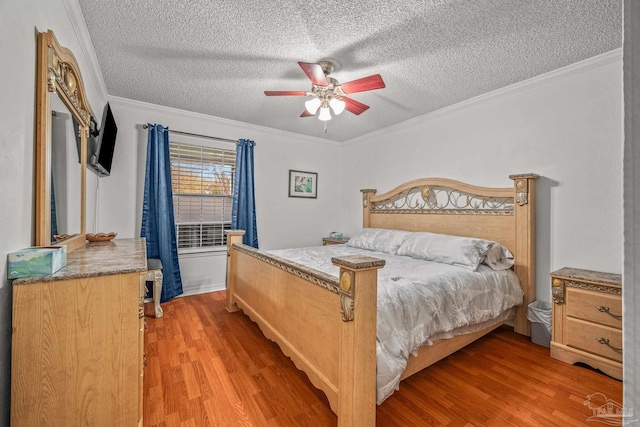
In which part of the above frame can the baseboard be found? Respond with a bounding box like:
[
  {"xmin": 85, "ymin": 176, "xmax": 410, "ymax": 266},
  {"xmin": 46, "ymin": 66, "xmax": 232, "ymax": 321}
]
[{"xmin": 180, "ymin": 282, "xmax": 225, "ymax": 297}]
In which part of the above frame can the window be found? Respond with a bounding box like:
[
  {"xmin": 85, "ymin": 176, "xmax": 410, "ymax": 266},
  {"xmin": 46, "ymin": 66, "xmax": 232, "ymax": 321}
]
[{"xmin": 170, "ymin": 141, "xmax": 236, "ymax": 251}]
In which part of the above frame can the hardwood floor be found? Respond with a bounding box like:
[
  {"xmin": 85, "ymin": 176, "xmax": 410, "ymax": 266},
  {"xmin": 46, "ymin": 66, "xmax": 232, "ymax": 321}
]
[{"xmin": 144, "ymin": 291, "xmax": 622, "ymax": 427}]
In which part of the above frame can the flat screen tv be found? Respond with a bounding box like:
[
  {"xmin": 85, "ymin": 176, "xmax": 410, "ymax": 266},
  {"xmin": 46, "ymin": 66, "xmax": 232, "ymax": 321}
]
[{"xmin": 89, "ymin": 102, "xmax": 117, "ymax": 177}]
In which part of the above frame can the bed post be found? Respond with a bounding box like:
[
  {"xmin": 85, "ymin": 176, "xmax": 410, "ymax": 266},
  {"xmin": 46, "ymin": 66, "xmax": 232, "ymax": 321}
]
[
  {"xmin": 509, "ymin": 174, "xmax": 539, "ymax": 336},
  {"xmin": 225, "ymin": 230, "xmax": 245, "ymax": 313},
  {"xmin": 331, "ymin": 255, "xmax": 385, "ymax": 427},
  {"xmin": 360, "ymin": 189, "xmax": 377, "ymax": 228}
]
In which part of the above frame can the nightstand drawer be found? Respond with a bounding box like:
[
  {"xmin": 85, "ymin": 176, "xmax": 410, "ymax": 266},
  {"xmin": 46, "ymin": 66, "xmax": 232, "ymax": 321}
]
[
  {"xmin": 566, "ymin": 317, "xmax": 622, "ymax": 362},
  {"xmin": 566, "ymin": 287, "xmax": 622, "ymax": 329}
]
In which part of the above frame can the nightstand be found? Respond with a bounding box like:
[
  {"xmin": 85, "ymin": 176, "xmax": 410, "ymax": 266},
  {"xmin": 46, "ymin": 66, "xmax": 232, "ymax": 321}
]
[
  {"xmin": 550, "ymin": 267, "xmax": 622, "ymax": 379},
  {"xmin": 322, "ymin": 237, "xmax": 350, "ymax": 245}
]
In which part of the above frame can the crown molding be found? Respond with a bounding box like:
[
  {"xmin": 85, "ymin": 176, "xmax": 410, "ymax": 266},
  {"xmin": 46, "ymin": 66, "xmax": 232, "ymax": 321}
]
[
  {"xmin": 344, "ymin": 48, "xmax": 623, "ymax": 146},
  {"xmin": 108, "ymin": 96, "xmax": 341, "ymax": 147},
  {"xmin": 61, "ymin": 0, "xmax": 108, "ymax": 104}
]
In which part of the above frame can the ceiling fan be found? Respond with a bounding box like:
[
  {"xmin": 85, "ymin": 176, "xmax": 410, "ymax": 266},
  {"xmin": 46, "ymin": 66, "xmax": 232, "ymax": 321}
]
[{"xmin": 264, "ymin": 61, "xmax": 385, "ymax": 121}]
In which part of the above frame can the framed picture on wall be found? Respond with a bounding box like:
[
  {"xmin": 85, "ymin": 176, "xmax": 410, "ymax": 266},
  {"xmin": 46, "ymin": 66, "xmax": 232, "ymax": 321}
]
[{"xmin": 288, "ymin": 170, "xmax": 318, "ymax": 198}]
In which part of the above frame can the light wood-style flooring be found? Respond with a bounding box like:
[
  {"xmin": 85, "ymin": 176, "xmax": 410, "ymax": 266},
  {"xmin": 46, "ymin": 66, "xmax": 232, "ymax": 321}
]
[{"xmin": 144, "ymin": 291, "xmax": 622, "ymax": 426}]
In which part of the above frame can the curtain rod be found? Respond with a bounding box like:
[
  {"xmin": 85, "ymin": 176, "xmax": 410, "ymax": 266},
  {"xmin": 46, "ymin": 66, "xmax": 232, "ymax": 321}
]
[{"xmin": 142, "ymin": 124, "xmax": 246, "ymax": 145}]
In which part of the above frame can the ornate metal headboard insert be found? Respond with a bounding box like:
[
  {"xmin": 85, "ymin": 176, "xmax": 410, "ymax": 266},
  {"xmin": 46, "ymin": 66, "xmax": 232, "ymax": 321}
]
[{"xmin": 369, "ymin": 185, "xmax": 514, "ymax": 216}]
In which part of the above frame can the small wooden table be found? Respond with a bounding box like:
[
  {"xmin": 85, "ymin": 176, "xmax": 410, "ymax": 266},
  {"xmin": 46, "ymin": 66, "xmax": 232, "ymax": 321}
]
[{"xmin": 322, "ymin": 237, "xmax": 350, "ymax": 245}]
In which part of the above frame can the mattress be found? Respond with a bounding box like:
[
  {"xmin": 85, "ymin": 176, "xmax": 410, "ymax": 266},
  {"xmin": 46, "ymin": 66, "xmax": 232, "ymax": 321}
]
[{"xmin": 266, "ymin": 244, "xmax": 523, "ymax": 404}]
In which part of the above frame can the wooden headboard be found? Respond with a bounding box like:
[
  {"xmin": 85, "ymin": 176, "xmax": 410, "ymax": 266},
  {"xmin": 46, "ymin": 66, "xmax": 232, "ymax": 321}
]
[{"xmin": 361, "ymin": 174, "xmax": 539, "ymax": 335}]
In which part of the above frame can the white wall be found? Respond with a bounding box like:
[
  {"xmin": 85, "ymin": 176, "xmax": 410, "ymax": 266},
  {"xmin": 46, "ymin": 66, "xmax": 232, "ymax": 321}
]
[
  {"xmin": 0, "ymin": 0, "xmax": 107, "ymax": 423},
  {"xmin": 103, "ymin": 97, "xmax": 344, "ymax": 294},
  {"xmin": 341, "ymin": 52, "xmax": 623, "ymax": 304}
]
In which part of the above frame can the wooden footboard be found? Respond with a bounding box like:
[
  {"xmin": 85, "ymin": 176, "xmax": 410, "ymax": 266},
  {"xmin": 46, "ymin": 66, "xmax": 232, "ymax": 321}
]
[{"xmin": 226, "ymin": 231, "xmax": 384, "ymax": 427}]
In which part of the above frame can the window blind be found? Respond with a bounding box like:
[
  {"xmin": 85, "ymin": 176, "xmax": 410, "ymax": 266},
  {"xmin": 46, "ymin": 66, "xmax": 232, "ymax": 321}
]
[{"xmin": 169, "ymin": 141, "xmax": 236, "ymax": 250}]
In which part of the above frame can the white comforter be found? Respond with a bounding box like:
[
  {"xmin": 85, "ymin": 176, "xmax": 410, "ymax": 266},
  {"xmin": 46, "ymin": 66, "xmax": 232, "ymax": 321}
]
[{"xmin": 266, "ymin": 245, "xmax": 523, "ymax": 404}]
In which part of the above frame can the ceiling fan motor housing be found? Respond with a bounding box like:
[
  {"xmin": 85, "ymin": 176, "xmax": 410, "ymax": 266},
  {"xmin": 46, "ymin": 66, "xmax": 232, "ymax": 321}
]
[
  {"xmin": 312, "ymin": 62, "xmax": 343, "ymax": 103},
  {"xmin": 319, "ymin": 60, "xmax": 335, "ymax": 76}
]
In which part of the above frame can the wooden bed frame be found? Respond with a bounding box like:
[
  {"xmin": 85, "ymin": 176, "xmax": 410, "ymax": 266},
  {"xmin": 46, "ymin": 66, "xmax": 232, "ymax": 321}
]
[{"xmin": 225, "ymin": 174, "xmax": 538, "ymax": 426}]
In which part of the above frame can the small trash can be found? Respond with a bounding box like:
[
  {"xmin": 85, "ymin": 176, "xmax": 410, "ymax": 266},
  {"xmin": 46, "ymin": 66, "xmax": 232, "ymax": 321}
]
[{"xmin": 527, "ymin": 300, "xmax": 552, "ymax": 348}]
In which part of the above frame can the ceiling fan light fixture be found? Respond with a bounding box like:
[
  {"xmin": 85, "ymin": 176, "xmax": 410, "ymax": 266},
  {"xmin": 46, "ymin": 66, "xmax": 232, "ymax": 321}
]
[
  {"xmin": 305, "ymin": 97, "xmax": 322, "ymax": 115},
  {"xmin": 329, "ymin": 98, "xmax": 345, "ymax": 115},
  {"xmin": 318, "ymin": 106, "xmax": 332, "ymax": 121}
]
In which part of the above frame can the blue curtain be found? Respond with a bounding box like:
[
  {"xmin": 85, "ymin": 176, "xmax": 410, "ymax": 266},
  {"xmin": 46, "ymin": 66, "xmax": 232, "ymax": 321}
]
[
  {"xmin": 141, "ymin": 124, "xmax": 183, "ymax": 302},
  {"xmin": 232, "ymin": 139, "xmax": 258, "ymax": 248}
]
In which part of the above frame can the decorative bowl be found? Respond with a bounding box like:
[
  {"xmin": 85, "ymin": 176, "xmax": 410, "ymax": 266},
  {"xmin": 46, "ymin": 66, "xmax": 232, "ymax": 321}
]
[{"xmin": 86, "ymin": 232, "xmax": 117, "ymax": 242}]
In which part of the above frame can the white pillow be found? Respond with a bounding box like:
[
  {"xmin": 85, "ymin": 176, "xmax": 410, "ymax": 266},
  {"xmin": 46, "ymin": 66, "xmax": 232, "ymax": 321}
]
[
  {"xmin": 396, "ymin": 232, "xmax": 495, "ymax": 271},
  {"xmin": 482, "ymin": 243, "xmax": 514, "ymax": 270},
  {"xmin": 346, "ymin": 228, "xmax": 412, "ymax": 254}
]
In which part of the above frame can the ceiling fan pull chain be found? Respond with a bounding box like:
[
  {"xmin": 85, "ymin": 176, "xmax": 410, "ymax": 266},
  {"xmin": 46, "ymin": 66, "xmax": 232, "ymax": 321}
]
[{"xmin": 324, "ymin": 122, "xmax": 328, "ymax": 133}]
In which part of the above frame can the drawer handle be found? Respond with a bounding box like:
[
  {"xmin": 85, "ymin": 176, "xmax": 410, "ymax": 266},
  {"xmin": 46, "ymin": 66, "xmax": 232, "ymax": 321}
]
[
  {"xmin": 596, "ymin": 337, "xmax": 622, "ymax": 353},
  {"xmin": 596, "ymin": 306, "xmax": 622, "ymax": 320}
]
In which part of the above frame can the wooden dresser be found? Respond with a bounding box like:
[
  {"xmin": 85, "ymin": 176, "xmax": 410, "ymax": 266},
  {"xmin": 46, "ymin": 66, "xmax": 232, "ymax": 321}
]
[
  {"xmin": 11, "ymin": 239, "xmax": 148, "ymax": 426},
  {"xmin": 550, "ymin": 267, "xmax": 622, "ymax": 380}
]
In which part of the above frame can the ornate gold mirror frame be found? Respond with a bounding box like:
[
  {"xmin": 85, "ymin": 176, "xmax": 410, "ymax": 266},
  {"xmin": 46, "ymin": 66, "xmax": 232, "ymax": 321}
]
[{"xmin": 35, "ymin": 30, "xmax": 89, "ymax": 251}]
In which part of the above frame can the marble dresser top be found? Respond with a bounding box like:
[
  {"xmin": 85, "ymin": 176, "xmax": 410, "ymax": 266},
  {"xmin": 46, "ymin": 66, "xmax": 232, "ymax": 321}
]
[
  {"xmin": 13, "ymin": 238, "xmax": 148, "ymax": 285},
  {"xmin": 550, "ymin": 267, "xmax": 622, "ymax": 287}
]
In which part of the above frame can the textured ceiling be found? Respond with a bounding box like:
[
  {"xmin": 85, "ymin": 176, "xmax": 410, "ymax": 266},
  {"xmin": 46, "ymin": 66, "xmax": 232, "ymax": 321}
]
[{"xmin": 78, "ymin": 0, "xmax": 621, "ymax": 142}]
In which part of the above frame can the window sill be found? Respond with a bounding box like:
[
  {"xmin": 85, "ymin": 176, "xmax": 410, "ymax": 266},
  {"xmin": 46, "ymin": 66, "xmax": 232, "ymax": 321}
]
[{"xmin": 178, "ymin": 246, "xmax": 227, "ymax": 257}]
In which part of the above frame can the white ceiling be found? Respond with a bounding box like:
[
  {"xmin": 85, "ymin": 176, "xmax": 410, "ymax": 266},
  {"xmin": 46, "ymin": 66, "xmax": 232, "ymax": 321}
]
[{"xmin": 78, "ymin": 0, "xmax": 621, "ymax": 143}]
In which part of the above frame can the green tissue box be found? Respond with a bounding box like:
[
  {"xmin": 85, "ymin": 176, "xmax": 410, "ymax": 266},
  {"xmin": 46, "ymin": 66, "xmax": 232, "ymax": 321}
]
[{"xmin": 7, "ymin": 246, "xmax": 67, "ymax": 279}]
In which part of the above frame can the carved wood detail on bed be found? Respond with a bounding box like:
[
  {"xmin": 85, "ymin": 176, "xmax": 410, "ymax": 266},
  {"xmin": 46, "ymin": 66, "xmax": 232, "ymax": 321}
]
[{"xmin": 225, "ymin": 174, "xmax": 538, "ymax": 427}]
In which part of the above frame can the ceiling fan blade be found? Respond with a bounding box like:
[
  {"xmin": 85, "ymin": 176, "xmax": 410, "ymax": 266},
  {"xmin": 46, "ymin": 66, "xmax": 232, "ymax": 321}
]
[
  {"xmin": 300, "ymin": 110, "xmax": 315, "ymax": 117},
  {"xmin": 341, "ymin": 74, "xmax": 385, "ymax": 94},
  {"xmin": 298, "ymin": 62, "xmax": 328, "ymax": 86},
  {"xmin": 343, "ymin": 97, "xmax": 370, "ymax": 115},
  {"xmin": 264, "ymin": 91, "xmax": 307, "ymax": 96}
]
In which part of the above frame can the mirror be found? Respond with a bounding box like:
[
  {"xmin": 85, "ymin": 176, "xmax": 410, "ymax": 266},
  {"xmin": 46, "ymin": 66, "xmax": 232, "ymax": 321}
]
[
  {"xmin": 50, "ymin": 92, "xmax": 82, "ymax": 240},
  {"xmin": 35, "ymin": 30, "xmax": 90, "ymax": 252}
]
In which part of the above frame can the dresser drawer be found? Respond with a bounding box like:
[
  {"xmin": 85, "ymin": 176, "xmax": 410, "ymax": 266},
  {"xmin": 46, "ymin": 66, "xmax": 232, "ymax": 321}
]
[
  {"xmin": 566, "ymin": 317, "xmax": 622, "ymax": 362},
  {"xmin": 565, "ymin": 287, "xmax": 621, "ymax": 329}
]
